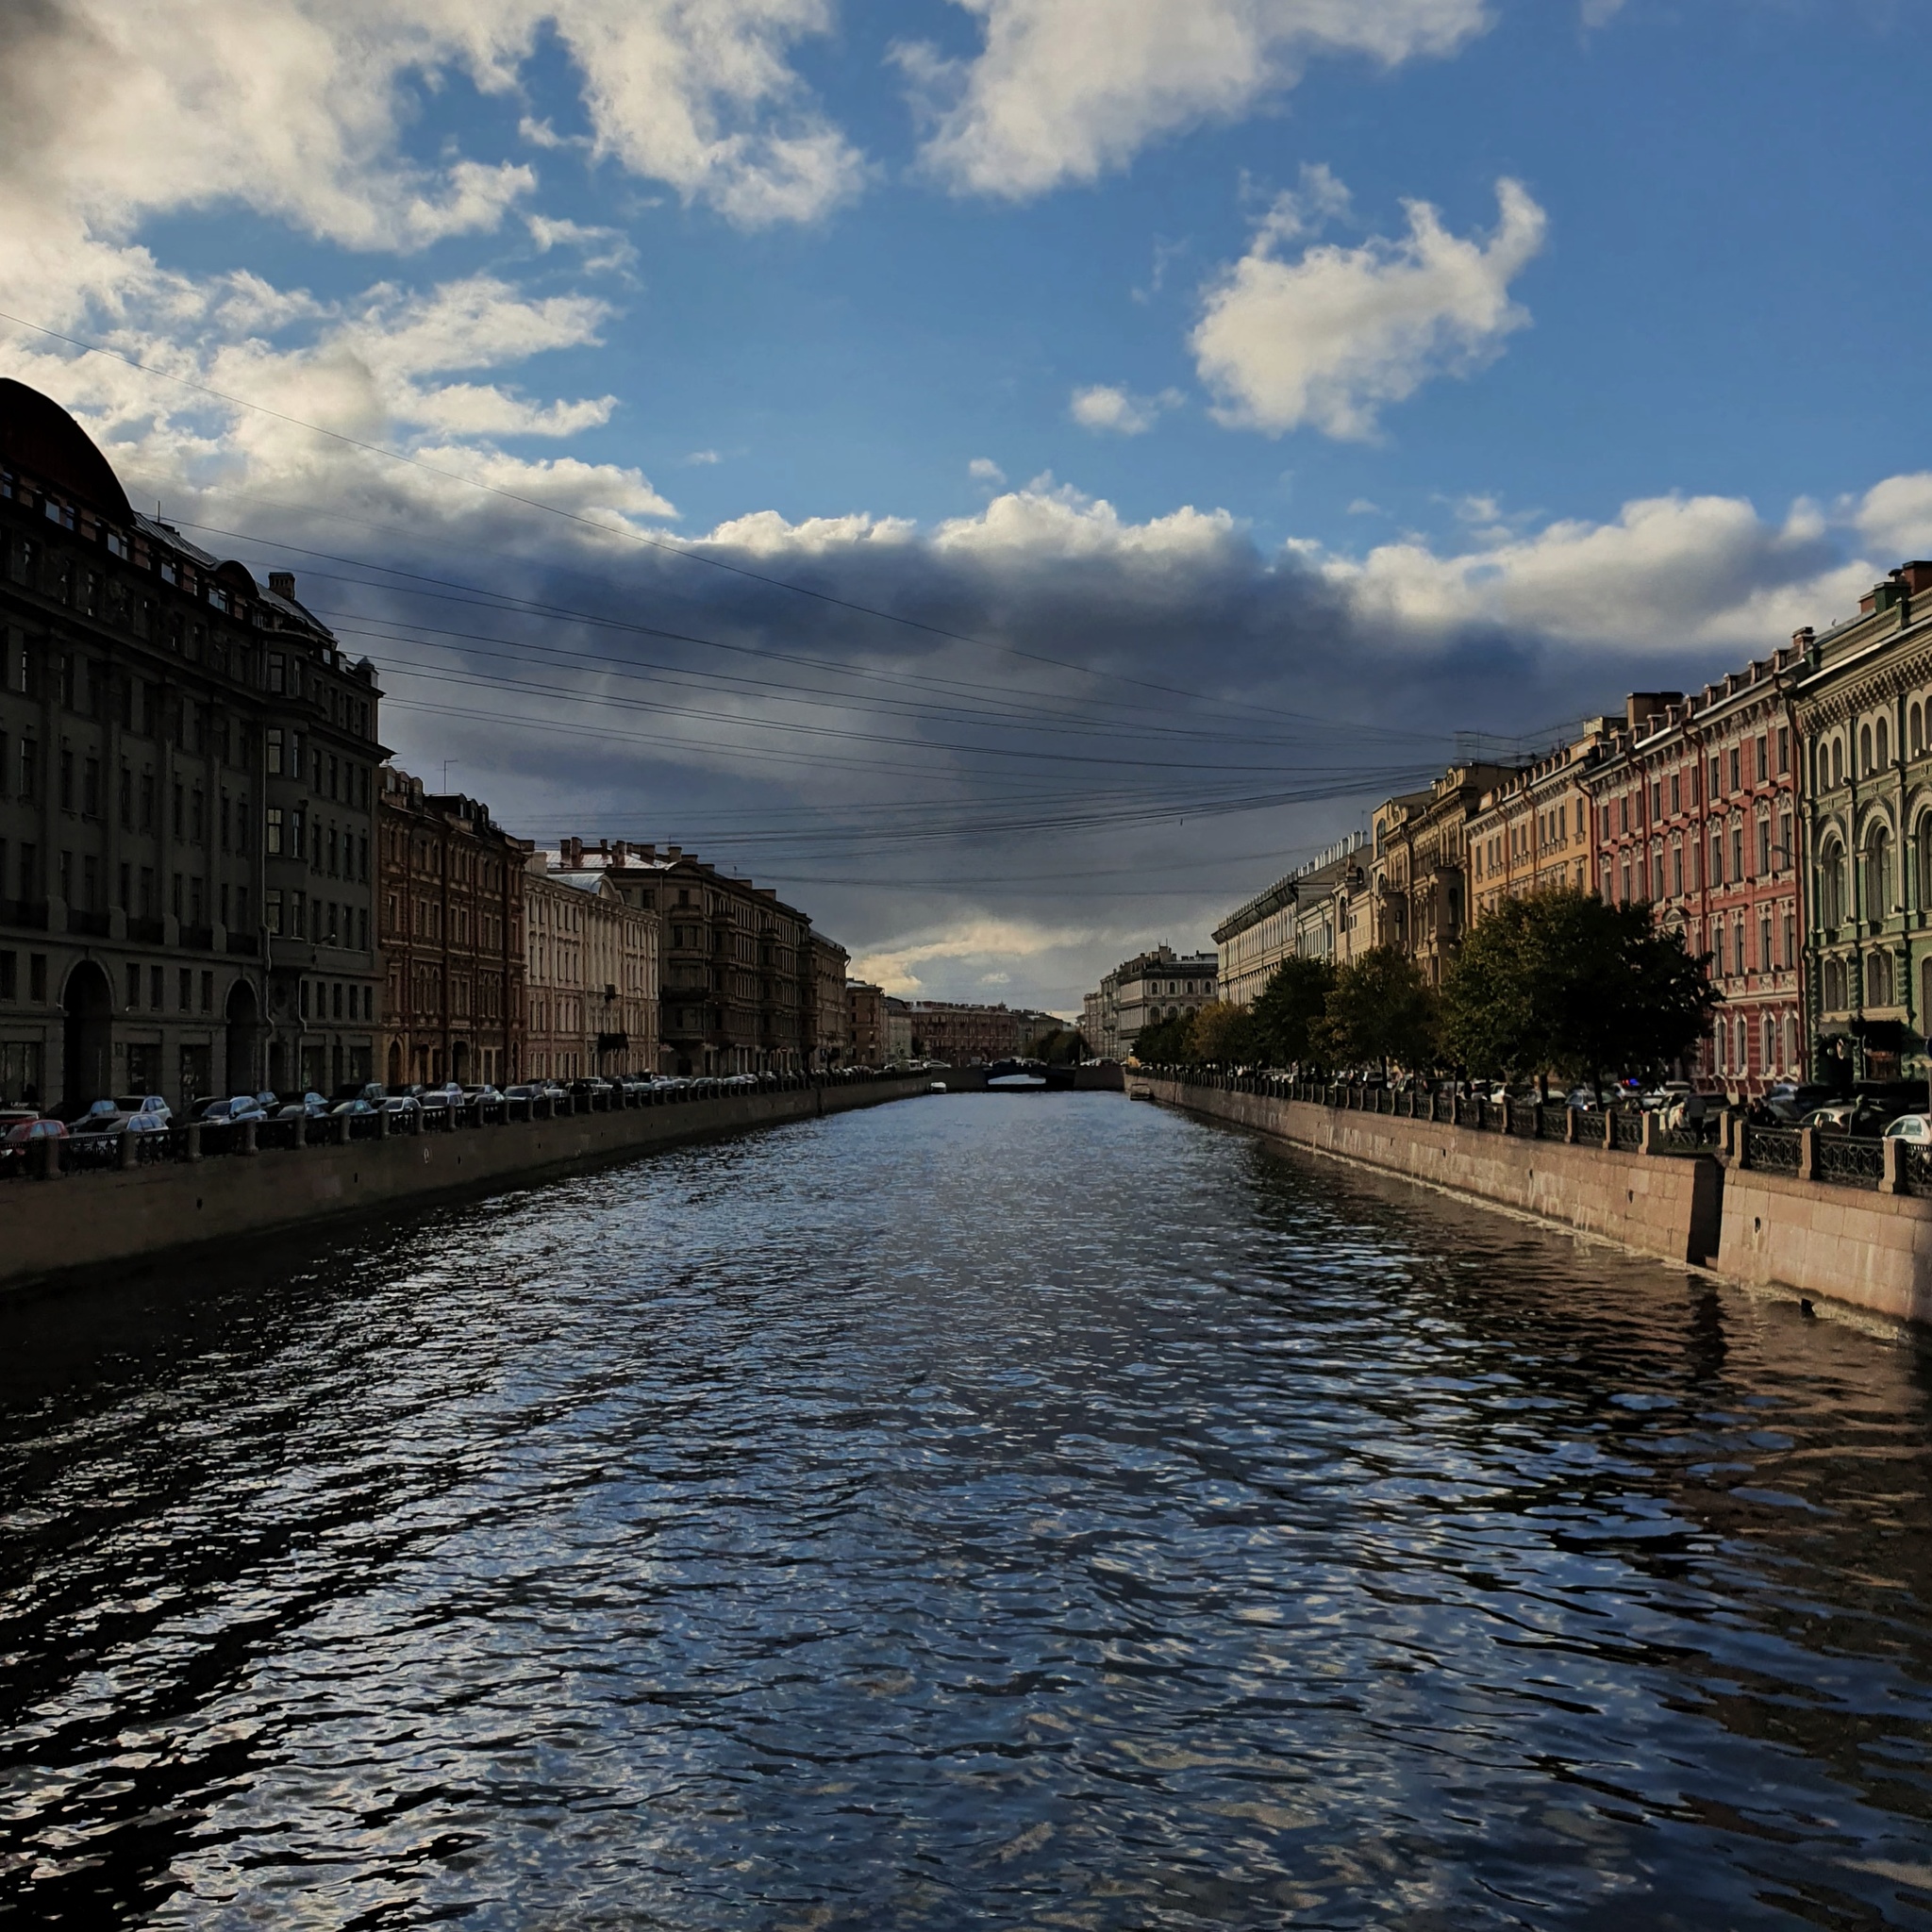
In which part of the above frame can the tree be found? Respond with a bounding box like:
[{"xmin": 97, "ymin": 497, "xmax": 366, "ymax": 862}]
[
  {"xmin": 1190, "ymin": 1000, "xmax": 1257, "ymax": 1065},
  {"xmin": 1315, "ymin": 947, "xmax": 1439, "ymax": 1074},
  {"xmin": 1440, "ymin": 890, "xmax": 1719, "ymax": 1091},
  {"xmin": 1249, "ymin": 956, "xmax": 1338, "ymax": 1068},
  {"xmin": 1131, "ymin": 1011, "xmax": 1194, "ymax": 1063}
]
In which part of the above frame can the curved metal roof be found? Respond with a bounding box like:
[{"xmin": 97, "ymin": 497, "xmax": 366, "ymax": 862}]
[{"xmin": 0, "ymin": 379, "xmax": 135, "ymax": 525}]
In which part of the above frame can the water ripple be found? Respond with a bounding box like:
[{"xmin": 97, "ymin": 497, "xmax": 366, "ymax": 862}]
[{"xmin": 2, "ymin": 1094, "xmax": 1931, "ymax": 1926}]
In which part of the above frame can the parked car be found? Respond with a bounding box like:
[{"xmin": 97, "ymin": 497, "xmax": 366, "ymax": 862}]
[
  {"xmin": 1884, "ymin": 1113, "xmax": 1932, "ymax": 1144},
  {"xmin": 460, "ymin": 1085, "xmax": 505, "ymax": 1111},
  {"xmin": 1801, "ymin": 1101, "xmax": 1892, "ymax": 1138},
  {"xmin": 334, "ymin": 1080, "xmax": 387, "ymax": 1108},
  {"xmin": 377, "ymin": 1093, "xmax": 422, "ymax": 1125},
  {"xmin": 1763, "ymin": 1082, "xmax": 1835, "ymax": 1125},
  {"xmin": 194, "ymin": 1094, "xmax": 269, "ymax": 1124},
  {"xmin": 0, "ymin": 1116, "xmax": 67, "ymax": 1174},
  {"xmin": 330, "ymin": 1097, "xmax": 379, "ymax": 1120}
]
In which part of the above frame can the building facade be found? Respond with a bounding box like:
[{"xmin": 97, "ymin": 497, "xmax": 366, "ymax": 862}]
[
  {"xmin": 376, "ymin": 766, "xmax": 529, "ymax": 1090},
  {"xmin": 1082, "ymin": 974, "xmax": 1119, "ymax": 1059},
  {"xmin": 807, "ymin": 933, "xmax": 851, "ymax": 1068},
  {"xmin": 884, "ymin": 995, "xmax": 913, "ymax": 1063},
  {"xmin": 1374, "ymin": 767, "xmax": 1517, "ymax": 986},
  {"xmin": 1214, "ymin": 833, "xmax": 1369, "ymax": 1008},
  {"xmin": 0, "ymin": 377, "xmax": 384, "ymax": 1113},
  {"xmin": 524, "ymin": 859, "xmax": 658, "ymax": 1081},
  {"xmin": 1111, "ymin": 946, "xmax": 1218, "ymax": 1052},
  {"xmin": 846, "ymin": 979, "xmax": 885, "ymax": 1066},
  {"xmin": 1791, "ymin": 561, "xmax": 1932, "ymax": 1086},
  {"xmin": 1468, "ymin": 723, "xmax": 1616, "ymax": 921},
  {"xmin": 544, "ymin": 841, "xmax": 815, "ymax": 1074},
  {"xmin": 1585, "ymin": 677, "xmax": 1805, "ymax": 1096}
]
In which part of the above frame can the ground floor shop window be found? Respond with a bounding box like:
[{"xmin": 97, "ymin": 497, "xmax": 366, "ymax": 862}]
[{"xmin": 0, "ymin": 1040, "xmax": 44, "ymax": 1107}]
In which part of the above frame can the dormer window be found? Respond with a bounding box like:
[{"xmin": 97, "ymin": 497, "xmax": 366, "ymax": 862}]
[
  {"xmin": 208, "ymin": 585, "xmax": 229, "ymax": 614},
  {"xmin": 106, "ymin": 529, "xmax": 127, "ymax": 560},
  {"xmin": 43, "ymin": 497, "xmax": 75, "ymax": 530},
  {"xmin": 159, "ymin": 559, "xmax": 176, "ymax": 586}
]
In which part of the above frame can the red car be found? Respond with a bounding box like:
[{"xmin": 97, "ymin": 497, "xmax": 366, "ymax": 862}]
[{"xmin": 0, "ymin": 1116, "xmax": 68, "ymax": 1176}]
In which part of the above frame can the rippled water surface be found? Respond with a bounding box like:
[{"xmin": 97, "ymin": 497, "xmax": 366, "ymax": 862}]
[{"xmin": 5, "ymin": 1093, "xmax": 1932, "ymax": 1927}]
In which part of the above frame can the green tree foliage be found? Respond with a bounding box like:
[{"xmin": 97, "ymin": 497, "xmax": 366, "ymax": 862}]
[
  {"xmin": 1248, "ymin": 957, "xmax": 1338, "ymax": 1068},
  {"xmin": 1315, "ymin": 947, "xmax": 1440, "ymax": 1074},
  {"xmin": 1130, "ymin": 1011, "xmax": 1194, "ymax": 1063},
  {"xmin": 1440, "ymin": 891, "xmax": 1719, "ymax": 1088},
  {"xmin": 1190, "ymin": 1001, "xmax": 1257, "ymax": 1065},
  {"xmin": 1027, "ymin": 1028, "xmax": 1087, "ymax": 1064}
]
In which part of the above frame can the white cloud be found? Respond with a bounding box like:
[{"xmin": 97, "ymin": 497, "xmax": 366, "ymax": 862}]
[
  {"xmin": 1853, "ymin": 474, "xmax": 1932, "ymax": 559},
  {"xmin": 0, "ymin": 0, "xmax": 858, "ymax": 330},
  {"xmin": 969, "ymin": 456, "xmax": 1008, "ymax": 485},
  {"xmin": 1322, "ymin": 491, "xmax": 1875, "ymax": 652},
  {"xmin": 1068, "ymin": 383, "xmax": 1183, "ymax": 435},
  {"xmin": 853, "ymin": 918, "xmax": 1099, "ymax": 997},
  {"xmin": 525, "ymin": 214, "xmax": 637, "ymax": 272},
  {"xmin": 1580, "ymin": 0, "xmax": 1627, "ymax": 25},
  {"xmin": 905, "ymin": 0, "xmax": 1491, "ymax": 199},
  {"xmin": 684, "ymin": 448, "xmax": 724, "ymax": 465},
  {"xmin": 1191, "ymin": 175, "xmax": 1547, "ymax": 439}
]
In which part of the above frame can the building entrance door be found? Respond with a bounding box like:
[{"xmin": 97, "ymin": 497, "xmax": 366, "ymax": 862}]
[{"xmin": 60, "ymin": 959, "xmax": 113, "ymax": 1112}]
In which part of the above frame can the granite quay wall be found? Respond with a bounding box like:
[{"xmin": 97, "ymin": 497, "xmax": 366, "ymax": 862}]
[
  {"xmin": 0, "ymin": 1074, "xmax": 932, "ymax": 1294},
  {"xmin": 1144, "ymin": 1073, "xmax": 1722, "ymax": 1270},
  {"xmin": 1144, "ymin": 1074, "xmax": 1932, "ymax": 1326}
]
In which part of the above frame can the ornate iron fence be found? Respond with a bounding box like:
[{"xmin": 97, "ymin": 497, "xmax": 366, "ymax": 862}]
[
  {"xmin": 1817, "ymin": 1137, "xmax": 1884, "ymax": 1189},
  {"xmin": 1538, "ymin": 1105, "xmax": 1571, "ymax": 1141},
  {"xmin": 1610, "ymin": 1111, "xmax": 1644, "ymax": 1151},
  {"xmin": 1742, "ymin": 1125, "xmax": 1803, "ymax": 1175},
  {"xmin": 1508, "ymin": 1100, "xmax": 1540, "ymax": 1137},
  {"xmin": 1907, "ymin": 1145, "xmax": 1932, "ymax": 1195}
]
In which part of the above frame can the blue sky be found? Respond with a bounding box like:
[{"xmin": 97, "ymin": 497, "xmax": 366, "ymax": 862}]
[{"xmin": 2, "ymin": 0, "xmax": 1927, "ymax": 1012}]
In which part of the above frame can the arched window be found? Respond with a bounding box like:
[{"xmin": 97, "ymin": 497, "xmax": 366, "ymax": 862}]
[
  {"xmin": 1866, "ymin": 824, "xmax": 1894, "ymax": 917},
  {"xmin": 1878, "ymin": 717, "xmax": 1891, "ymax": 771},
  {"xmin": 1819, "ymin": 840, "xmax": 1846, "ymax": 927},
  {"xmin": 1823, "ymin": 957, "xmax": 1846, "ymax": 1012},
  {"xmin": 1913, "ymin": 703, "xmax": 1925, "ymax": 757},
  {"xmin": 1861, "ymin": 724, "xmax": 1874, "ymax": 775},
  {"xmin": 1917, "ymin": 817, "xmax": 1932, "ymax": 912},
  {"xmin": 1832, "ymin": 737, "xmax": 1845, "ymax": 790},
  {"xmin": 1713, "ymin": 1024, "xmax": 1726, "ymax": 1074},
  {"xmin": 1785, "ymin": 1014, "xmax": 1799, "ymax": 1072},
  {"xmin": 1868, "ymin": 951, "xmax": 1895, "ymax": 1008}
]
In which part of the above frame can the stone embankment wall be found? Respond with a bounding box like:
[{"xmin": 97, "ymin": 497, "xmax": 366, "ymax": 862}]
[
  {"xmin": 1147, "ymin": 1077, "xmax": 1722, "ymax": 1268},
  {"xmin": 1146, "ymin": 1076, "xmax": 1932, "ymax": 1326},
  {"xmin": 0, "ymin": 1077, "xmax": 932, "ymax": 1294}
]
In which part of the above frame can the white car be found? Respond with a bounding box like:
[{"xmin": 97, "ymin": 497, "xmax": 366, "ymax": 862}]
[{"xmin": 1883, "ymin": 1113, "xmax": 1932, "ymax": 1143}]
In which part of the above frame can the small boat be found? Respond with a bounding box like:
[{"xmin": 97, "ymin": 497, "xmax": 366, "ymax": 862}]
[{"xmin": 986, "ymin": 1057, "xmax": 1052, "ymax": 1091}]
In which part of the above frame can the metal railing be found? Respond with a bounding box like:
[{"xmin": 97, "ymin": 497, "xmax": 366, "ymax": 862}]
[
  {"xmin": 1144, "ymin": 1067, "xmax": 1929, "ymax": 1197},
  {"xmin": 1817, "ymin": 1137, "xmax": 1884, "ymax": 1189},
  {"xmin": 0, "ymin": 1068, "xmax": 913, "ymax": 1183}
]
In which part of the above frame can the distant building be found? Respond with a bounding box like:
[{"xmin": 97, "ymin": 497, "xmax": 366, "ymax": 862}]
[
  {"xmin": 1082, "ymin": 980, "xmax": 1115, "ymax": 1058},
  {"xmin": 376, "ymin": 766, "xmax": 530, "ymax": 1090},
  {"xmin": 1109, "ymin": 945, "xmax": 1217, "ymax": 1053},
  {"xmin": 884, "ymin": 995, "xmax": 912, "ymax": 1063},
  {"xmin": 545, "ymin": 841, "xmax": 821, "ymax": 1074},
  {"xmin": 1373, "ymin": 766, "xmax": 1518, "ymax": 986},
  {"xmin": 902, "ymin": 999, "xmax": 1024, "ymax": 1064},
  {"xmin": 1214, "ymin": 832, "xmax": 1369, "ymax": 1008},
  {"xmin": 1468, "ymin": 722, "xmax": 1618, "ymax": 922},
  {"xmin": 846, "ymin": 979, "xmax": 886, "ymax": 1067},
  {"xmin": 806, "ymin": 932, "xmax": 850, "ymax": 1068}
]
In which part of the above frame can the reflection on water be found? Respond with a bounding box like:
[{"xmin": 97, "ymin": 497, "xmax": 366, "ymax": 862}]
[{"xmin": 2, "ymin": 1093, "xmax": 1931, "ymax": 1927}]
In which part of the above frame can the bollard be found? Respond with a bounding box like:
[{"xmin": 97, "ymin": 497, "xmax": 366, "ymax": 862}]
[
  {"xmin": 119, "ymin": 1125, "xmax": 139, "ymax": 1171},
  {"xmin": 240, "ymin": 1117, "xmax": 258, "ymax": 1157},
  {"xmin": 186, "ymin": 1120, "xmax": 203, "ymax": 1162},
  {"xmin": 1601, "ymin": 1109, "xmax": 1615, "ymax": 1151},
  {"xmin": 375, "ymin": 1107, "xmax": 390, "ymax": 1140},
  {"xmin": 34, "ymin": 1132, "xmax": 62, "ymax": 1180},
  {"xmin": 1641, "ymin": 1109, "xmax": 1662, "ymax": 1156},
  {"xmin": 336, "ymin": 1111, "xmax": 352, "ymax": 1144},
  {"xmin": 1799, "ymin": 1126, "xmax": 1820, "ymax": 1183},
  {"xmin": 1565, "ymin": 1107, "xmax": 1579, "ymax": 1145},
  {"xmin": 1882, "ymin": 1134, "xmax": 1908, "ymax": 1196},
  {"xmin": 1736, "ymin": 1120, "xmax": 1750, "ymax": 1170}
]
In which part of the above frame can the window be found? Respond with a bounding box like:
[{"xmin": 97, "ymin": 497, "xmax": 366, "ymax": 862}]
[
  {"xmin": 1729, "ymin": 746, "xmax": 1741, "ymax": 793},
  {"xmin": 1878, "ymin": 718, "xmax": 1891, "ymax": 772},
  {"xmin": 1830, "ymin": 737, "xmax": 1844, "ymax": 790},
  {"xmin": 1709, "ymin": 829, "xmax": 1724, "ymax": 889},
  {"xmin": 1670, "ymin": 773, "xmax": 1681, "ymax": 816},
  {"xmin": 1709, "ymin": 755, "xmax": 1722, "ymax": 799},
  {"xmin": 1757, "ymin": 736, "xmax": 1769, "ymax": 783},
  {"xmin": 1783, "ymin": 907, "xmax": 1795, "ymax": 970},
  {"xmin": 1861, "ymin": 724, "xmax": 1874, "ymax": 775},
  {"xmin": 267, "ymin": 728, "xmax": 283, "ymax": 775},
  {"xmin": 1866, "ymin": 824, "xmax": 1894, "ymax": 917},
  {"xmin": 1757, "ymin": 819, "xmax": 1771, "ymax": 876},
  {"xmin": 1759, "ymin": 913, "xmax": 1773, "ymax": 974},
  {"xmin": 1731, "ymin": 824, "xmax": 1744, "ymax": 883}
]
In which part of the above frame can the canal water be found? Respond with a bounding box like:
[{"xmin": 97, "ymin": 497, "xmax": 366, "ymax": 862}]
[{"xmin": 3, "ymin": 1093, "xmax": 1931, "ymax": 1928}]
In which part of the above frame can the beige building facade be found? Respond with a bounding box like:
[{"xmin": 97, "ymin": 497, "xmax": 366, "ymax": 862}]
[
  {"xmin": 1112, "ymin": 945, "xmax": 1217, "ymax": 1052},
  {"xmin": 1374, "ymin": 767, "xmax": 1517, "ymax": 986},
  {"xmin": 524, "ymin": 860, "xmax": 658, "ymax": 1081},
  {"xmin": 1469, "ymin": 724, "xmax": 1617, "ymax": 921}
]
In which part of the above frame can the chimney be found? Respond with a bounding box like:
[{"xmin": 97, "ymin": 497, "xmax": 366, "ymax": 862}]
[
  {"xmin": 609, "ymin": 840, "xmax": 627, "ymax": 867},
  {"xmin": 1624, "ymin": 691, "xmax": 1680, "ymax": 731},
  {"xmin": 1896, "ymin": 560, "xmax": 1932, "ymax": 596},
  {"xmin": 268, "ymin": 571, "xmax": 295, "ymax": 598},
  {"xmin": 666, "ymin": 845, "xmax": 682, "ymax": 860},
  {"xmin": 640, "ymin": 842, "xmax": 656, "ymax": 860},
  {"xmin": 560, "ymin": 836, "xmax": 583, "ymax": 870}
]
